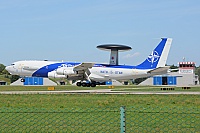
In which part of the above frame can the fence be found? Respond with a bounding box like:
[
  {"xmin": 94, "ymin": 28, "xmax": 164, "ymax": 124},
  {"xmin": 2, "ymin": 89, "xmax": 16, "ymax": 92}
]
[{"xmin": 0, "ymin": 106, "xmax": 199, "ymax": 132}]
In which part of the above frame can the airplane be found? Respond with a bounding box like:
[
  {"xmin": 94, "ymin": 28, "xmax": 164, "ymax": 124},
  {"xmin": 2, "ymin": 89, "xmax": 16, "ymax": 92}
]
[{"xmin": 5, "ymin": 38, "xmax": 172, "ymax": 87}]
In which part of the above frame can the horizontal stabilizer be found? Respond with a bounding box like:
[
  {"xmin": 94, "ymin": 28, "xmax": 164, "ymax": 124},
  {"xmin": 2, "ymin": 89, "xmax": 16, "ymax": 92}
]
[
  {"xmin": 147, "ymin": 66, "xmax": 170, "ymax": 74},
  {"xmin": 168, "ymin": 68, "xmax": 179, "ymax": 72}
]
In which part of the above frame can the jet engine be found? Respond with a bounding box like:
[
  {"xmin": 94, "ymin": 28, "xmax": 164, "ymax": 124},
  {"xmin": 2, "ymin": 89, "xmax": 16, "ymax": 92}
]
[
  {"xmin": 56, "ymin": 67, "xmax": 76, "ymax": 75},
  {"xmin": 48, "ymin": 71, "xmax": 66, "ymax": 78}
]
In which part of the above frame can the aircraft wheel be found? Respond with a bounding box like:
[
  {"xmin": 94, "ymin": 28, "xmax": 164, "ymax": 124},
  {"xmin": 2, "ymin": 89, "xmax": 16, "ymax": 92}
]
[
  {"xmin": 82, "ymin": 83, "xmax": 87, "ymax": 87},
  {"xmin": 86, "ymin": 83, "xmax": 91, "ymax": 87},
  {"xmin": 91, "ymin": 83, "xmax": 96, "ymax": 87},
  {"xmin": 76, "ymin": 82, "xmax": 82, "ymax": 87}
]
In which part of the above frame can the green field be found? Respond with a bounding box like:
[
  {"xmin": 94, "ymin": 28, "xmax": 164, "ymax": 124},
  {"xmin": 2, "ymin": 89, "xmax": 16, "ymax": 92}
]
[
  {"xmin": 0, "ymin": 94, "xmax": 199, "ymax": 132},
  {"xmin": 0, "ymin": 86, "xmax": 199, "ymax": 132},
  {"xmin": 0, "ymin": 94, "xmax": 199, "ymax": 108}
]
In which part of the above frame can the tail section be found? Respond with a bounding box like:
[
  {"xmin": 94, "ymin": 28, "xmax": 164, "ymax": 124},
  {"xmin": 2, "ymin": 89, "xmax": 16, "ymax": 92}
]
[{"xmin": 136, "ymin": 38, "xmax": 172, "ymax": 69}]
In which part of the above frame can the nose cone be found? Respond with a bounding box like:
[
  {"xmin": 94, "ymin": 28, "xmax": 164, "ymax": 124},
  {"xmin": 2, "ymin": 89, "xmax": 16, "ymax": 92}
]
[
  {"xmin": 5, "ymin": 66, "xmax": 13, "ymax": 74},
  {"xmin": 5, "ymin": 66, "xmax": 9, "ymax": 71}
]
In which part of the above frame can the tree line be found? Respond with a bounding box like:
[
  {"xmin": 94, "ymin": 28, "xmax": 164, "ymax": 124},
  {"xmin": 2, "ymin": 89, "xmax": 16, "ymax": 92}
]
[{"xmin": 0, "ymin": 64, "xmax": 20, "ymax": 83}]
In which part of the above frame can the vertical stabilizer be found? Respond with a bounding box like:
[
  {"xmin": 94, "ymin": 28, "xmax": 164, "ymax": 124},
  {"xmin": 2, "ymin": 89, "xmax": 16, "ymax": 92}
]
[{"xmin": 136, "ymin": 38, "xmax": 172, "ymax": 69}]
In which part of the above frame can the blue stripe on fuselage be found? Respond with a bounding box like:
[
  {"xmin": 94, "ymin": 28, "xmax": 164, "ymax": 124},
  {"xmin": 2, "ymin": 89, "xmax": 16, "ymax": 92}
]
[
  {"xmin": 32, "ymin": 62, "xmax": 80, "ymax": 77},
  {"xmin": 32, "ymin": 62, "xmax": 146, "ymax": 77}
]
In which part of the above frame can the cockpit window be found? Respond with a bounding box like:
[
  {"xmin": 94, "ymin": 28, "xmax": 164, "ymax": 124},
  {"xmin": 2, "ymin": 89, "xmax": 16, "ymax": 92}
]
[{"xmin": 11, "ymin": 64, "xmax": 15, "ymax": 66}]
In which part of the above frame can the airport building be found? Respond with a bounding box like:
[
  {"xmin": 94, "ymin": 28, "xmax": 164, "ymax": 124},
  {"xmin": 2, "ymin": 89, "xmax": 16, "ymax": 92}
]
[
  {"xmin": 140, "ymin": 62, "xmax": 199, "ymax": 86},
  {"xmin": 11, "ymin": 77, "xmax": 57, "ymax": 86}
]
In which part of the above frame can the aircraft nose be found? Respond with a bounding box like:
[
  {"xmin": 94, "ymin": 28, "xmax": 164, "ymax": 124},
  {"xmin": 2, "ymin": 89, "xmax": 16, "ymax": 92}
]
[
  {"xmin": 5, "ymin": 66, "xmax": 13, "ymax": 74},
  {"xmin": 5, "ymin": 66, "xmax": 9, "ymax": 71}
]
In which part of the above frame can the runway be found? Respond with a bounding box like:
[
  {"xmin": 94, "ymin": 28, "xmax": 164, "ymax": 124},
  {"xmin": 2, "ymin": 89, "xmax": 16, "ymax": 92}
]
[{"xmin": 0, "ymin": 89, "xmax": 200, "ymax": 95}]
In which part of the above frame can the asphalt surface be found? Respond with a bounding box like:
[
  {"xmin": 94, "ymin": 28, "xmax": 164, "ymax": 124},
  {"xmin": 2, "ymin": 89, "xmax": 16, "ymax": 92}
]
[{"xmin": 0, "ymin": 89, "xmax": 200, "ymax": 95}]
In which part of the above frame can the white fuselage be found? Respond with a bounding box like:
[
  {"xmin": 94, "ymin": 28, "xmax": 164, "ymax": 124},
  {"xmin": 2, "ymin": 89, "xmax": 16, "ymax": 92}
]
[{"xmin": 6, "ymin": 60, "xmax": 152, "ymax": 81}]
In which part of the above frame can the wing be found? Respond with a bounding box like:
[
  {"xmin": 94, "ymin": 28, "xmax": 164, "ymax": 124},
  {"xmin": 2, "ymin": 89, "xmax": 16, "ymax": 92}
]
[{"xmin": 73, "ymin": 62, "xmax": 95, "ymax": 81}]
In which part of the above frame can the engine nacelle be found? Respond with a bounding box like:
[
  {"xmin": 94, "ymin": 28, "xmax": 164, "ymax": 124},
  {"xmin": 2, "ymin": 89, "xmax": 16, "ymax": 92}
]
[
  {"xmin": 48, "ymin": 71, "xmax": 66, "ymax": 78},
  {"xmin": 56, "ymin": 67, "xmax": 76, "ymax": 75}
]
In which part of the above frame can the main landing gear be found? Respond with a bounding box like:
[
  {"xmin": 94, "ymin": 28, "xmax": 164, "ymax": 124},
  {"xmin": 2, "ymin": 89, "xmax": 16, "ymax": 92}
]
[{"xmin": 76, "ymin": 81, "xmax": 96, "ymax": 87}]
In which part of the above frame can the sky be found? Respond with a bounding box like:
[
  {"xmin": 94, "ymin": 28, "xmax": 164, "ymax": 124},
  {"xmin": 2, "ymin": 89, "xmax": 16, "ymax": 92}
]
[{"xmin": 0, "ymin": 0, "xmax": 200, "ymax": 66}]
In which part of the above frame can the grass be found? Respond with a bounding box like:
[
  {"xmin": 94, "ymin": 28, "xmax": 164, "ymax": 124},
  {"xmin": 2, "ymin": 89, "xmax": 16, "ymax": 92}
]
[
  {"xmin": 0, "ymin": 75, "xmax": 10, "ymax": 84},
  {"xmin": 0, "ymin": 86, "xmax": 199, "ymax": 132},
  {"xmin": 0, "ymin": 94, "xmax": 199, "ymax": 132},
  {"xmin": 0, "ymin": 94, "xmax": 199, "ymax": 108}
]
